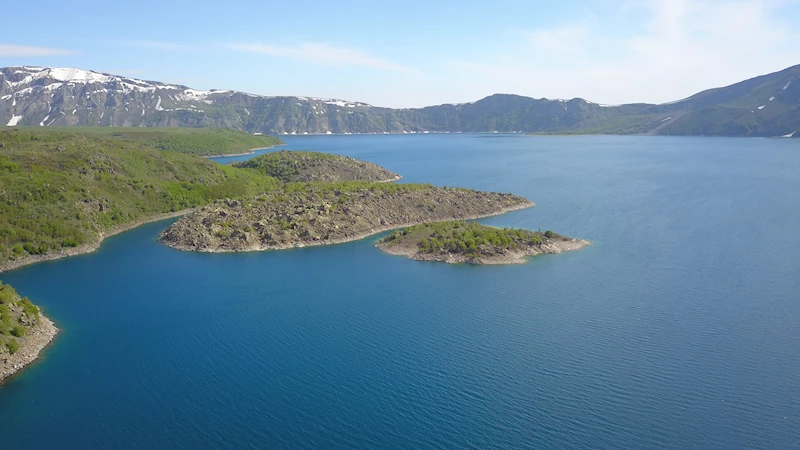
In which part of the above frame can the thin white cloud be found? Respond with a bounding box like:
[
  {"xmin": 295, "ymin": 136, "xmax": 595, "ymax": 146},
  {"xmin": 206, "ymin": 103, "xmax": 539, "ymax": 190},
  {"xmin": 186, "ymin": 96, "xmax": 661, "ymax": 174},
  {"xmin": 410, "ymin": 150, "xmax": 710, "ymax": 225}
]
[
  {"xmin": 449, "ymin": 0, "xmax": 800, "ymax": 105},
  {"xmin": 0, "ymin": 44, "xmax": 76, "ymax": 57},
  {"xmin": 225, "ymin": 42, "xmax": 419, "ymax": 74},
  {"xmin": 124, "ymin": 40, "xmax": 198, "ymax": 51}
]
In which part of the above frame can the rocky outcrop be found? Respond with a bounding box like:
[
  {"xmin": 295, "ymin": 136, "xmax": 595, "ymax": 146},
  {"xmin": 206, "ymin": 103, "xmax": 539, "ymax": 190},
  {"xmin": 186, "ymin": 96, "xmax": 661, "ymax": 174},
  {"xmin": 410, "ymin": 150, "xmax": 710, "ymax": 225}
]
[
  {"xmin": 234, "ymin": 150, "xmax": 401, "ymax": 183},
  {"xmin": 159, "ymin": 184, "xmax": 533, "ymax": 252},
  {"xmin": 0, "ymin": 283, "xmax": 59, "ymax": 384}
]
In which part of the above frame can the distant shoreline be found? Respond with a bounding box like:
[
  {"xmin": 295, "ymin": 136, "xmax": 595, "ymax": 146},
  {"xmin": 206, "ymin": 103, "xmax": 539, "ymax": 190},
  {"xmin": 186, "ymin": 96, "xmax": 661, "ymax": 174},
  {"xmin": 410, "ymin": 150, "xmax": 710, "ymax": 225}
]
[{"xmin": 202, "ymin": 144, "xmax": 283, "ymax": 159}]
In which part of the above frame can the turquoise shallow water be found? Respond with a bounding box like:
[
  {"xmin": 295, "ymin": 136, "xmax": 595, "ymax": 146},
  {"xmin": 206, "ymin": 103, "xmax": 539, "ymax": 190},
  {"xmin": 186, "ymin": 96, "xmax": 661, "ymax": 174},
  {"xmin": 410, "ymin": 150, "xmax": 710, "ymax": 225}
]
[{"xmin": 1, "ymin": 134, "xmax": 799, "ymax": 448}]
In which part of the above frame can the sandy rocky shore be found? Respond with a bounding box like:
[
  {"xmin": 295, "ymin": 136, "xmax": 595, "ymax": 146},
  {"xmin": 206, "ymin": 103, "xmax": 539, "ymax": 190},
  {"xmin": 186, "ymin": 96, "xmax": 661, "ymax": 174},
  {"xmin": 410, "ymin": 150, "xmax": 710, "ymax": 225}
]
[{"xmin": 0, "ymin": 315, "xmax": 58, "ymax": 384}]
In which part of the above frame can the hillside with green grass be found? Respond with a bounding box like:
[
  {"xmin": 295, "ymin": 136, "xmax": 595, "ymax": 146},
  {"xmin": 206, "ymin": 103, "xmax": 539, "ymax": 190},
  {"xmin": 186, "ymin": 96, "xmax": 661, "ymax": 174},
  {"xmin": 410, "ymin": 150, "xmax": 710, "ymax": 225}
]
[
  {"xmin": 0, "ymin": 129, "xmax": 282, "ymax": 269},
  {"xmin": 11, "ymin": 127, "xmax": 283, "ymax": 156}
]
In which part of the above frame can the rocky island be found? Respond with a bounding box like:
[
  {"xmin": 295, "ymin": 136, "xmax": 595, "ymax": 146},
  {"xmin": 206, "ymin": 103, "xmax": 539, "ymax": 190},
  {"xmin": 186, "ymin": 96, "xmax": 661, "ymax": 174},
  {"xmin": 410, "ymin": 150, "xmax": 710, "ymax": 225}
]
[
  {"xmin": 0, "ymin": 282, "xmax": 57, "ymax": 384},
  {"xmin": 159, "ymin": 183, "xmax": 534, "ymax": 252},
  {"xmin": 377, "ymin": 221, "xmax": 589, "ymax": 264},
  {"xmin": 234, "ymin": 150, "xmax": 401, "ymax": 183}
]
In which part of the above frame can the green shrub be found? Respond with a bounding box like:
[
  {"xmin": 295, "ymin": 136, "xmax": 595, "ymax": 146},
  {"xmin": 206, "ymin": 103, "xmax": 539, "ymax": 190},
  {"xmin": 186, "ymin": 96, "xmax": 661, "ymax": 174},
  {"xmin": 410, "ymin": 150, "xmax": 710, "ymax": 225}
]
[
  {"xmin": 10, "ymin": 325, "xmax": 26, "ymax": 337},
  {"xmin": 7, "ymin": 338, "xmax": 19, "ymax": 354}
]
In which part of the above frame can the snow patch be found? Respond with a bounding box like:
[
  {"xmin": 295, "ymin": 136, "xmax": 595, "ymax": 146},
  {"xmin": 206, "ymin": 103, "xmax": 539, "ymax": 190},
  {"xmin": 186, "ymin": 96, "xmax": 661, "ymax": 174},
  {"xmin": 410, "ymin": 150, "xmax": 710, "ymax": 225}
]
[
  {"xmin": 39, "ymin": 115, "xmax": 49, "ymax": 126},
  {"xmin": 784, "ymin": 80, "xmax": 792, "ymax": 90},
  {"xmin": 155, "ymin": 96, "xmax": 163, "ymax": 111},
  {"xmin": 781, "ymin": 131, "xmax": 796, "ymax": 138},
  {"xmin": 6, "ymin": 115, "xmax": 23, "ymax": 126},
  {"xmin": 661, "ymin": 116, "xmax": 672, "ymax": 122},
  {"xmin": 316, "ymin": 98, "xmax": 372, "ymax": 108},
  {"xmin": 48, "ymin": 68, "xmax": 112, "ymax": 84},
  {"xmin": 769, "ymin": 96, "xmax": 775, "ymax": 101},
  {"xmin": 758, "ymin": 105, "xmax": 766, "ymax": 110}
]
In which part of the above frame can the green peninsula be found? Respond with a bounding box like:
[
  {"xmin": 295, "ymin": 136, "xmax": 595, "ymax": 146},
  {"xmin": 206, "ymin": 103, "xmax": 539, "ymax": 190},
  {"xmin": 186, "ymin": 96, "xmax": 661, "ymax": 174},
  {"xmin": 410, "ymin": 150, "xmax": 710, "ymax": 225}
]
[{"xmin": 377, "ymin": 221, "xmax": 589, "ymax": 264}]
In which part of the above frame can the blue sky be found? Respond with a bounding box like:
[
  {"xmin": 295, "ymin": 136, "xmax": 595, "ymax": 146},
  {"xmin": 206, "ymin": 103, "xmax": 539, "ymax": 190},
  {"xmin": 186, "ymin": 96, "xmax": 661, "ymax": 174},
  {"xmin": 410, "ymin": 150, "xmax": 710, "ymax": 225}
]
[{"xmin": 2, "ymin": 0, "xmax": 799, "ymax": 107}]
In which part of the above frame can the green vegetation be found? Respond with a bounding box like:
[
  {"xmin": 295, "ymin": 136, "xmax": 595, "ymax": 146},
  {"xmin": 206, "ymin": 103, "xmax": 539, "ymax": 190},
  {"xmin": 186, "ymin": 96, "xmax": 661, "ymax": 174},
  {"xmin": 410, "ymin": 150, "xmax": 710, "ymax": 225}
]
[
  {"xmin": 12, "ymin": 127, "xmax": 283, "ymax": 156},
  {"xmin": 235, "ymin": 150, "xmax": 399, "ymax": 183},
  {"xmin": 0, "ymin": 281, "xmax": 41, "ymax": 355},
  {"xmin": 380, "ymin": 221, "xmax": 556, "ymax": 257},
  {"xmin": 235, "ymin": 150, "xmax": 337, "ymax": 180},
  {"xmin": 0, "ymin": 129, "xmax": 283, "ymax": 265}
]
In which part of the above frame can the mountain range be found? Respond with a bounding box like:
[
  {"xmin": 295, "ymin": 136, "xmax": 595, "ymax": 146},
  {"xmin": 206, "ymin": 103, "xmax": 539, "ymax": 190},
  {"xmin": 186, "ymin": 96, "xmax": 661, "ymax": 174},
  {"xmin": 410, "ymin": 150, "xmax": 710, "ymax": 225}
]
[{"xmin": 1, "ymin": 64, "xmax": 798, "ymax": 137}]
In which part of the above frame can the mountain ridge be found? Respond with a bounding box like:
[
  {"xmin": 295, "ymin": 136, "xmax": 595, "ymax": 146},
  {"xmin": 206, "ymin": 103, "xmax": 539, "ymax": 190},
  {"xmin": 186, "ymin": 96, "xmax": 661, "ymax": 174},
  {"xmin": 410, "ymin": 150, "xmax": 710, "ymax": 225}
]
[{"xmin": 2, "ymin": 64, "xmax": 798, "ymax": 137}]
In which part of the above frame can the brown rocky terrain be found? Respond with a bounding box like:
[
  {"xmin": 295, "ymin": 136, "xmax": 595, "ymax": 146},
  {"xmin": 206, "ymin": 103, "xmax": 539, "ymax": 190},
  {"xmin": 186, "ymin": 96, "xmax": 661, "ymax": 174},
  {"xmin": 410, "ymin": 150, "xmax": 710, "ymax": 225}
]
[{"xmin": 159, "ymin": 183, "xmax": 533, "ymax": 252}]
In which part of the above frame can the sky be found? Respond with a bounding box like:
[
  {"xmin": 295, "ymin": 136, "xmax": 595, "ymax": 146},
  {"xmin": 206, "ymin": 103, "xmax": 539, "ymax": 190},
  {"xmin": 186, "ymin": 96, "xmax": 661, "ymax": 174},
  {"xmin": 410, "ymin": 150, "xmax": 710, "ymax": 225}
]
[{"xmin": 2, "ymin": 0, "xmax": 799, "ymax": 108}]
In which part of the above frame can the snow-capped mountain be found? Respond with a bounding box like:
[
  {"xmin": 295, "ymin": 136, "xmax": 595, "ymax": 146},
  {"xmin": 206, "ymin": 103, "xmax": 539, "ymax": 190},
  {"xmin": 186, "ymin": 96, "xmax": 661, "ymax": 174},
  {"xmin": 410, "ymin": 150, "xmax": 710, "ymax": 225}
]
[
  {"xmin": 1, "ymin": 65, "xmax": 798, "ymax": 136},
  {"xmin": 0, "ymin": 66, "xmax": 383, "ymax": 133}
]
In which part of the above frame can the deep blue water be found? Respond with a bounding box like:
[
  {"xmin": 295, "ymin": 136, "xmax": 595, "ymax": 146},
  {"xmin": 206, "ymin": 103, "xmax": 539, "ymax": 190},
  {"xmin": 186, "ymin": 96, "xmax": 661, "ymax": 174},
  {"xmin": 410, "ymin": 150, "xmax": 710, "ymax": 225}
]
[{"xmin": 1, "ymin": 134, "xmax": 799, "ymax": 449}]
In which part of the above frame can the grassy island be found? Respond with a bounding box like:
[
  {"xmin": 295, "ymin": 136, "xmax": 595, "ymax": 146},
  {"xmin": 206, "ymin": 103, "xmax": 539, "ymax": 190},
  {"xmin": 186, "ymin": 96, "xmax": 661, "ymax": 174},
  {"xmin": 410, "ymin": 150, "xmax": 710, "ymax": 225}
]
[
  {"xmin": 0, "ymin": 281, "xmax": 57, "ymax": 384},
  {"xmin": 377, "ymin": 221, "xmax": 589, "ymax": 264},
  {"xmin": 233, "ymin": 150, "xmax": 400, "ymax": 182},
  {"xmin": 159, "ymin": 183, "xmax": 533, "ymax": 252}
]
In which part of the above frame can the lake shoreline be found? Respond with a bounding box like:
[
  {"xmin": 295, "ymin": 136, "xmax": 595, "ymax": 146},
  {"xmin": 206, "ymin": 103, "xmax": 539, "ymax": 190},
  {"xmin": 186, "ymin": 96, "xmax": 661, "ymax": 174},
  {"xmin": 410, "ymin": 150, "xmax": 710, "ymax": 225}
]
[{"xmin": 378, "ymin": 237, "xmax": 590, "ymax": 264}]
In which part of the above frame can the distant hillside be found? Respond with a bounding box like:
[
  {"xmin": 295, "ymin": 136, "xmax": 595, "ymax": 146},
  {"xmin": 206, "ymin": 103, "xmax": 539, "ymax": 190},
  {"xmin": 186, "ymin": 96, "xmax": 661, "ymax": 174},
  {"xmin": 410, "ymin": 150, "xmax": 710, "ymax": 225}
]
[
  {"xmin": 12, "ymin": 126, "xmax": 283, "ymax": 156},
  {"xmin": 1, "ymin": 64, "xmax": 798, "ymax": 137}
]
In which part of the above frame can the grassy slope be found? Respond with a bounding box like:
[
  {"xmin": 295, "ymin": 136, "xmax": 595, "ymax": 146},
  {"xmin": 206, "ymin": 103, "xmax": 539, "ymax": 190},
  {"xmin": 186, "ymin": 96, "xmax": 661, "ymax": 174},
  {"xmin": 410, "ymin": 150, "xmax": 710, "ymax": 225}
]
[
  {"xmin": 0, "ymin": 129, "xmax": 281, "ymax": 265},
  {"xmin": 9, "ymin": 127, "xmax": 284, "ymax": 156}
]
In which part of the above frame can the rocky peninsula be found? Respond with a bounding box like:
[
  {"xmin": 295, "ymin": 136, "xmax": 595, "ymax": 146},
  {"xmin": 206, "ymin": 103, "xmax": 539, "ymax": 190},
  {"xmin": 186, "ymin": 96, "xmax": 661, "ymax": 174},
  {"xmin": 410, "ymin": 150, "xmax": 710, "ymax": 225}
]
[
  {"xmin": 377, "ymin": 221, "xmax": 589, "ymax": 264},
  {"xmin": 0, "ymin": 282, "xmax": 58, "ymax": 384},
  {"xmin": 234, "ymin": 150, "xmax": 401, "ymax": 183},
  {"xmin": 159, "ymin": 183, "xmax": 533, "ymax": 252}
]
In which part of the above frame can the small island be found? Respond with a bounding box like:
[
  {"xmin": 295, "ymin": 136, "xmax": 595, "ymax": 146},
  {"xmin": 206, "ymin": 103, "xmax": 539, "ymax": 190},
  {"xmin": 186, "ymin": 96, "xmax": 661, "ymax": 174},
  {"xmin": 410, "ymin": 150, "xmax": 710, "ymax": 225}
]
[
  {"xmin": 159, "ymin": 183, "xmax": 534, "ymax": 252},
  {"xmin": 377, "ymin": 221, "xmax": 589, "ymax": 264},
  {"xmin": 0, "ymin": 282, "xmax": 57, "ymax": 384},
  {"xmin": 234, "ymin": 150, "xmax": 401, "ymax": 183}
]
